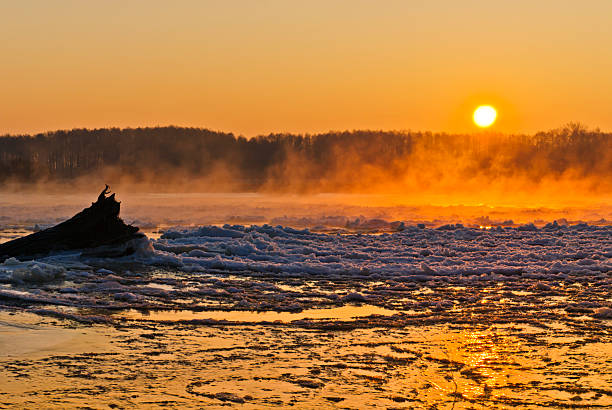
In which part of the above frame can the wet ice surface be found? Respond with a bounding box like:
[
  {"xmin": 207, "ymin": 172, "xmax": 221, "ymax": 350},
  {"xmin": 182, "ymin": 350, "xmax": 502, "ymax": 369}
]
[
  {"xmin": 1, "ymin": 313, "xmax": 611, "ymax": 409},
  {"xmin": 1, "ymin": 223, "xmax": 611, "ymax": 408}
]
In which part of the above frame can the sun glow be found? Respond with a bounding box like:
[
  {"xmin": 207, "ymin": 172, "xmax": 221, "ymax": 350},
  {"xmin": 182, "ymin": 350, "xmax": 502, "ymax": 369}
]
[{"xmin": 473, "ymin": 105, "xmax": 497, "ymax": 127}]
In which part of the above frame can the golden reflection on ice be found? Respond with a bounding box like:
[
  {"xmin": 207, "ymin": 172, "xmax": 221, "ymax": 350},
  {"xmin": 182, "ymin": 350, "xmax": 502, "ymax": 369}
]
[
  {"xmin": 1, "ymin": 312, "xmax": 611, "ymax": 409},
  {"xmin": 455, "ymin": 329, "xmax": 518, "ymax": 400},
  {"xmin": 117, "ymin": 304, "xmax": 399, "ymax": 322}
]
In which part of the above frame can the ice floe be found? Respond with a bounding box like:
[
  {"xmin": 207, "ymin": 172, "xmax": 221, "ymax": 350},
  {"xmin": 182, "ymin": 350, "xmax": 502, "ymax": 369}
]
[
  {"xmin": 0, "ymin": 257, "xmax": 66, "ymax": 284},
  {"xmin": 149, "ymin": 223, "xmax": 611, "ymax": 281},
  {"xmin": 0, "ymin": 223, "xmax": 609, "ymax": 324}
]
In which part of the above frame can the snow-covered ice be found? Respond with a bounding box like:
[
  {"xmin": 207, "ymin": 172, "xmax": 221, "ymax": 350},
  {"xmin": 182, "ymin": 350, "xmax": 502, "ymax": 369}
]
[
  {"xmin": 0, "ymin": 207, "xmax": 610, "ymax": 408},
  {"xmin": 0, "ymin": 222, "xmax": 609, "ymax": 323}
]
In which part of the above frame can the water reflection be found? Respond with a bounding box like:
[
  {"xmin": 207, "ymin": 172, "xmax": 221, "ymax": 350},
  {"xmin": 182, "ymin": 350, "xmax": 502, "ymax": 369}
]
[
  {"xmin": 117, "ymin": 304, "xmax": 399, "ymax": 322},
  {"xmin": 1, "ymin": 315, "xmax": 610, "ymax": 408},
  {"xmin": 455, "ymin": 329, "xmax": 520, "ymax": 400}
]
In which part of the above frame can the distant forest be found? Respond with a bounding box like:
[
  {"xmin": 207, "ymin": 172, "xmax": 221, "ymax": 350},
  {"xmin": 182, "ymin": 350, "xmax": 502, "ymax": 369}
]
[{"xmin": 0, "ymin": 124, "xmax": 610, "ymax": 192}]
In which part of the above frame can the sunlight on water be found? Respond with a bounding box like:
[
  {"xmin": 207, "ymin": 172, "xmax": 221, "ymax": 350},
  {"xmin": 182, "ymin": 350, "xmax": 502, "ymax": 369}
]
[
  {"xmin": 2, "ymin": 312, "xmax": 609, "ymax": 408},
  {"xmin": 117, "ymin": 304, "xmax": 399, "ymax": 322}
]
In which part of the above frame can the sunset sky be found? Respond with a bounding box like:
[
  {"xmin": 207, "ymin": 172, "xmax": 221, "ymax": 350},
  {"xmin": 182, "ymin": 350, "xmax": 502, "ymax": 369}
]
[{"xmin": 1, "ymin": 0, "xmax": 611, "ymax": 136}]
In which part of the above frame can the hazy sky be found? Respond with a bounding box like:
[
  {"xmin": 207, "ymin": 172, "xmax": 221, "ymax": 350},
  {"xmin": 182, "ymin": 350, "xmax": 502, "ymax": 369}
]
[{"xmin": 1, "ymin": 0, "xmax": 611, "ymax": 136}]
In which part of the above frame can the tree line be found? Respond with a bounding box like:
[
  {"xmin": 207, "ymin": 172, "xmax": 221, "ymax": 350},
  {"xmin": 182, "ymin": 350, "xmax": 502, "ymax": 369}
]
[{"xmin": 0, "ymin": 123, "xmax": 610, "ymax": 191}]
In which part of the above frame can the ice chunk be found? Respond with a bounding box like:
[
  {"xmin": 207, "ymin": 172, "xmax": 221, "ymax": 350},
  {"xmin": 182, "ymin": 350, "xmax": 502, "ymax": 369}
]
[
  {"xmin": 113, "ymin": 292, "xmax": 142, "ymax": 302},
  {"xmin": 593, "ymin": 307, "xmax": 612, "ymax": 319},
  {"xmin": 518, "ymin": 223, "xmax": 538, "ymax": 231},
  {"xmin": 2, "ymin": 257, "xmax": 21, "ymax": 266},
  {"xmin": 1, "ymin": 259, "xmax": 66, "ymax": 284},
  {"xmin": 341, "ymin": 292, "xmax": 367, "ymax": 302}
]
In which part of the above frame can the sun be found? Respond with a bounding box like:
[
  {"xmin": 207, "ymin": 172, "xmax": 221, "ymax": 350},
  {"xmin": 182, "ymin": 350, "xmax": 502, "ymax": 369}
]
[{"xmin": 473, "ymin": 105, "xmax": 497, "ymax": 127}]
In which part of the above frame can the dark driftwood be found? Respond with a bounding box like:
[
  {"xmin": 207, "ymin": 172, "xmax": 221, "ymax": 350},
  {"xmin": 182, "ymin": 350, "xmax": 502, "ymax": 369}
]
[{"xmin": 0, "ymin": 186, "xmax": 144, "ymax": 261}]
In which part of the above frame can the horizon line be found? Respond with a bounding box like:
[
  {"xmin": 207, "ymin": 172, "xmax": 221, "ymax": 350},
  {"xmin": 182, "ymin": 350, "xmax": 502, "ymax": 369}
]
[{"xmin": 0, "ymin": 121, "xmax": 606, "ymax": 139}]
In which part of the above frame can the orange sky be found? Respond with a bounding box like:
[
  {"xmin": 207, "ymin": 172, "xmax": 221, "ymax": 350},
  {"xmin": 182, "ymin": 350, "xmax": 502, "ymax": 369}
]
[{"xmin": 1, "ymin": 0, "xmax": 611, "ymax": 136}]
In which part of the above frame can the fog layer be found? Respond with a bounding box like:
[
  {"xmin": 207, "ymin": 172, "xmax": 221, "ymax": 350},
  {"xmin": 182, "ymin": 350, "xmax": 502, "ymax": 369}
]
[{"xmin": 1, "ymin": 123, "xmax": 610, "ymax": 210}]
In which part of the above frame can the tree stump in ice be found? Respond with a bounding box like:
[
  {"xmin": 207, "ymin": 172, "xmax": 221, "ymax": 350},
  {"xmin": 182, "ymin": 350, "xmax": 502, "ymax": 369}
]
[{"xmin": 0, "ymin": 186, "xmax": 144, "ymax": 261}]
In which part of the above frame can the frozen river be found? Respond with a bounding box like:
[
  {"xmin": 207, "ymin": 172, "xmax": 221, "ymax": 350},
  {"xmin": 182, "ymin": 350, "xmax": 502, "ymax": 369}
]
[{"xmin": 0, "ymin": 193, "xmax": 610, "ymax": 408}]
